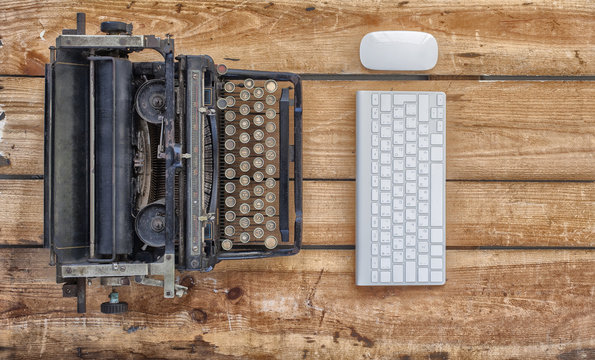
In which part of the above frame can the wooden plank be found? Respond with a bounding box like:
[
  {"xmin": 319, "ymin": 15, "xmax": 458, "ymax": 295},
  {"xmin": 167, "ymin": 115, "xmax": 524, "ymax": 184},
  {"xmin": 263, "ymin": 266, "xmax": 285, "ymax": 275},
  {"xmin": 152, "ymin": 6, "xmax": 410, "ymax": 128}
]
[
  {"xmin": 0, "ymin": 248, "xmax": 593, "ymax": 359},
  {"xmin": 2, "ymin": 180, "xmax": 592, "ymax": 247},
  {"xmin": 1, "ymin": 77, "xmax": 594, "ymax": 180},
  {"xmin": 0, "ymin": 0, "xmax": 593, "ymax": 76}
]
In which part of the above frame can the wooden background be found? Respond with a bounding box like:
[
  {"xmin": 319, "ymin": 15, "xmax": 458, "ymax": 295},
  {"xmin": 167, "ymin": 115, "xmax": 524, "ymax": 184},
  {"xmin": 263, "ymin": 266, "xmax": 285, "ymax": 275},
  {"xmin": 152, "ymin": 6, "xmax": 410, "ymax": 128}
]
[{"xmin": 0, "ymin": 0, "xmax": 593, "ymax": 359}]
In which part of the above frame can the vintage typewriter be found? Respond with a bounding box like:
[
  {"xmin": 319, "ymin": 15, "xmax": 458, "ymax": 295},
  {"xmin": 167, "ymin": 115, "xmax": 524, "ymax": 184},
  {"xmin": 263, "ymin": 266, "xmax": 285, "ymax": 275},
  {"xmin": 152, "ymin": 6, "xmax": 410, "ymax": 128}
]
[{"xmin": 44, "ymin": 14, "xmax": 303, "ymax": 313}]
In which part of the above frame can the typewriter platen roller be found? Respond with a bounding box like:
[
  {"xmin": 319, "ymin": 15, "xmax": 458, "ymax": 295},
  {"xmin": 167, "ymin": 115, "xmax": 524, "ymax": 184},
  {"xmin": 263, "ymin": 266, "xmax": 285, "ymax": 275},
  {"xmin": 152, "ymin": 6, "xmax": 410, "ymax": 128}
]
[{"xmin": 44, "ymin": 13, "xmax": 303, "ymax": 313}]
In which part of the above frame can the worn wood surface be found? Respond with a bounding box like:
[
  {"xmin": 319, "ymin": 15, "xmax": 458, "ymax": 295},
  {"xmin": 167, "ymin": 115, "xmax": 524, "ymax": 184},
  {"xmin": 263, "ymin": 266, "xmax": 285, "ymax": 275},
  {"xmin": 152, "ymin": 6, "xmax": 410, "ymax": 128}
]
[
  {"xmin": 1, "ymin": 179, "xmax": 593, "ymax": 247},
  {"xmin": 1, "ymin": 77, "xmax": 594, "ymax": 180},
  {"xmin": 0, "ymin": 249, "xmax": 593, "ymax": 359},
  {"xmin": 0, "ymin": 0, "xmax": 594, "ymax": 76}
]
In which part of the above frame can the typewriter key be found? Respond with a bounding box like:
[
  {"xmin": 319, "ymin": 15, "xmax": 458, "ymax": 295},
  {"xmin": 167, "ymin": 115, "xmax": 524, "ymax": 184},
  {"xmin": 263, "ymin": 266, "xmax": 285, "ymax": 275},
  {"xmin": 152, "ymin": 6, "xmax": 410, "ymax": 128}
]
[
  {"xmin": 240, "ymin": 232, "xmax": 250, "ymax": 243},
  {"xmin": 239, "ymin": 104, "xmax": 251, "ymax": 116},
  {"xmin": 239, "ymin": 118, "xmax": 250, "ymax": 129},
  {"xmin": 265, "ymin": 137, "xmax": 276, "ymax": 147},
  {"xmin": 225, "ymin": 168, "xmax": 236, "ymax": 179},
  {"xmin": 265, "ymin": 220, "xmax": 276, "ymax": 231},
  {"xmin": 254, "ymin": 213, "xmax": 264, "ymax": 224},
  {"xmin": 239, "ymin": 189, "xmax": 251, "ymax": 201},
  {"xmin": 225, "ymin": 183, "xmax": 236, "ymax": 193},
  {"xmin": 216, "ymin": 98, "xmax": 228, "ymax": 109},
  {"xmin": 225, "ymin": 125, "xmax": 236, "ymax": 136},
  {"xmin": 253, "ymin": 143, "xmax": 265, "ymax": 154},
  {"xmin": 253, "ymin": 227, "xmax": 265, "ymax": 239},
  {"xmin": 254, "ymin": 129, "xmax": 265, "ymax": 141},
  {"xmin": 253, "ymin": 157, "xmax": 264, "ymax": 168},
  {"xmin": 239, "ymin": 217, "xmax": 250, "ymax": 228},
  {"xmin": 253, "ymin": 185, "xmax": 265, "ymax": 197},
  {"xmin": 253, "ymin": 115, "xmax": 265, "ymax": 126},
  {"xmin": 217, "ymin": 64, "xmax": 228, "ymax": 75},
  {"xmin": 226, "ymin": 96, "xmax": 236, "ymax": 107},
  {"xmin": 221, "ymin": 239, "xmax": 233, "ymax": 251},
  {"xmin": 265, "ymin": 206, "xmax": 276, "ymax": 217},
  {"xmin": 239, "ymin": 175, "xmax": 251, "ymax": 186},
  {"xmin": 244, "ymin": 78, "xmax": 255, "ymax": 89},
  {"xmin": 225, "ymin": 139, "xmax": 236, "ymax": 150},
  {"xmin": 239, "ymin": 203, "xmax": 250, "ymax": 214},
  {"xmin": 253, "ymin": 171, "xmax": 264, "ymax": 182},
  {"xmin": 253, "ymin": 87, "xmax": 264, "ymax": 99},
  {"xmin": 239, "ymin": 146, "xmax": 250, "ymax": 158},
  {"xmin": 265, "ymin": 150, "xmax": 277, "ymax": 161},
  {"xmin": 265, "ymin": 164, "xmax": 276, "ymax": 176},
  {"xmin": 265, "ymin": 192, "xmax": 276, "ymax": 203},
  {"xmin": 265, "ymin": 109, "xmax": 276, "ymax": 119},
  {"xmin": 239, "ymin": 161, "xmax": 251, "ymax": 172},
  {"xmin": 264, "ymin": 236, "xmax": 278, "ymax": 249},
  {"xmin": 225, "ymin": 211, "xmax": 236, "ymax": 222},
  {"xmin": 239, "ymin": 132, "xmax": 250, "ymax": 143},
  {"xmin": 253, "ymin": 199, "xmax": 265, "ymax": 210},
  {"xmin": 225, "ymin": 196, "xmax": 236, "ymax": 207},
  {"xmin": 265, "ymin": 95, "xmax": 276, "ymax": 106},
  {"xmin": 239, "ymin": 89, "xmax": 250, "ymax": 101},
  {"xmin": 266, "ymin": 122, "xmax": 276, "ymax": 133},
  {"xmin": 254, "ymin": 101, "xmax": 265, "ymax": 112},
  {"xmin": 225, "ymin": 111, "xmax": 236, "ymax": 121},
  {"xmin": 265, "ymin": 178, "xmax": 276, "ymax": 188},
  {"xmin": 224, "ymin": 153, "xmax": 235, "ymax": 164},
  {"xmin": 224, "ymin": 82, "xmax": 235, "ymax": 92},
  {"xmin": 224, "ymin": 225, "xmax": 235, "ymax": 236},
  {"xmin": 264, "ymin": 79, "xmax": 278, "ymax": 93}
]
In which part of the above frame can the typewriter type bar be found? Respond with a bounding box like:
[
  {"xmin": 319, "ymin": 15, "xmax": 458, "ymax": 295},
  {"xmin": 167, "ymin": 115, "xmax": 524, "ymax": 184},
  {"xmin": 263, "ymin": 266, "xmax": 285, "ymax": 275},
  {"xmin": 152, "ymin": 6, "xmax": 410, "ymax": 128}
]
[{"xmin": 43, "ymin": 13, "xmax": 302, "ymax": 313}]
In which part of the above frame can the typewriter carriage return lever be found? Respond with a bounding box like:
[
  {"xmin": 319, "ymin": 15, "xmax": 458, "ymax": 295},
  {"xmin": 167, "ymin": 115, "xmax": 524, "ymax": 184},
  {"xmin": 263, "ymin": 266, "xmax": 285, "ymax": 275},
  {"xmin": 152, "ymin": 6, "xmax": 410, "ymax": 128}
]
[{"xmin": 44, "ymin": 13, "xmax": 303, "ymax": 313}]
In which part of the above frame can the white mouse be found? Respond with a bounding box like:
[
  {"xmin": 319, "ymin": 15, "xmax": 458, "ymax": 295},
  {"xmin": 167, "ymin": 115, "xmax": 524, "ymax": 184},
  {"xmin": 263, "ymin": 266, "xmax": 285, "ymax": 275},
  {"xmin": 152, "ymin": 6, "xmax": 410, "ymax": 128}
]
[{"xmin": 360, "ymin": 31, "xmax": 438, "ymax": 71}]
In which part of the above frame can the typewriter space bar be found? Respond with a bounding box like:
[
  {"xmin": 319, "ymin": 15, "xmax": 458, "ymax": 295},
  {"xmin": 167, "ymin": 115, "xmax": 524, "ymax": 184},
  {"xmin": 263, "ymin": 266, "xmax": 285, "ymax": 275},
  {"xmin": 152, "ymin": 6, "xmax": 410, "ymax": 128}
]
[{"xmin": 278, "ymin": 88, "xmax": 290, "ymax": 242}]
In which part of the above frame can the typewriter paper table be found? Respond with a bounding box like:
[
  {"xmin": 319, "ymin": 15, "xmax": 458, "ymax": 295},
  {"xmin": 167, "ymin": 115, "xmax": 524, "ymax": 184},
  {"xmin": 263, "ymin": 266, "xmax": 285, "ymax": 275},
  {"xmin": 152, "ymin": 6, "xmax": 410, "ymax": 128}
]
[{"xmin": 0, "ymin": 1, "xmax": 593, "ymax": 359}]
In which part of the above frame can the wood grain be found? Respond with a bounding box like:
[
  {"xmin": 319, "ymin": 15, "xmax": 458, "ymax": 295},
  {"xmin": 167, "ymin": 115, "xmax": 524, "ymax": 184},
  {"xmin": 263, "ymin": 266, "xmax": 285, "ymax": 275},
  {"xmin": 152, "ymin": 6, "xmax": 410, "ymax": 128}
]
[
  {"xmin": 1, "ymin": 77, "xmax": 594, "ymax": 180},
  {"xmin": 0, "ymin": 248, "xmax": 593, "ymax": 359},
  {"xmin": 2, "ymin": 180, "xmax": 592, "ymax": 247},
  {"xmin": 0, "ymin": 0, "xmax": 593, "ymax": 76}
]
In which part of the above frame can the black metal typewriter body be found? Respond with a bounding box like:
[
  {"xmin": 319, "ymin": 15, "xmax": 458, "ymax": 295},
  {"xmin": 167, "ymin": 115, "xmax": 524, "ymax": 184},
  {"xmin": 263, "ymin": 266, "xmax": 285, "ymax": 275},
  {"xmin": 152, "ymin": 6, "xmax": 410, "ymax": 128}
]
[{"xmin": 44, "ymin": 14, "xmax": 302, "ymax": 313}]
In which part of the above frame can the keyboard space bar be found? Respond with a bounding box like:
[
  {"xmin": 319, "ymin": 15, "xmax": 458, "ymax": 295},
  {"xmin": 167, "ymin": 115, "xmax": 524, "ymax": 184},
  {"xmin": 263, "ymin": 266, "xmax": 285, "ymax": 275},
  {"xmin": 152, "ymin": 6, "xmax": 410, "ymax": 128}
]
[{"xmin": 431, "ymin": 163, "xmax": 443, "ymax": 227}]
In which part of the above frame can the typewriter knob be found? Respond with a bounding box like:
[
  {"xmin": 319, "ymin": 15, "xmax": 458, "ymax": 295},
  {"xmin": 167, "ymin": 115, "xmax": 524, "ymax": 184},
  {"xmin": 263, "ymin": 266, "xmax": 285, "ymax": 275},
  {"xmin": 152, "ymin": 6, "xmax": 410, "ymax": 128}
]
[{"xmin": 100, "ymin": 21, "xmax": 133, "ymax": 35}]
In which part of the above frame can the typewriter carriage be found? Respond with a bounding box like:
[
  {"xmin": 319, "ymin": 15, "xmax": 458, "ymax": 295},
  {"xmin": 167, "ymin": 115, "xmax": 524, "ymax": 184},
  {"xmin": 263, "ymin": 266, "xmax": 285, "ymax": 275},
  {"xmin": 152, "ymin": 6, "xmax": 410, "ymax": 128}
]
[{"xmin": 44, "ymin": 13, "xmax": 302, "ymax": 313}]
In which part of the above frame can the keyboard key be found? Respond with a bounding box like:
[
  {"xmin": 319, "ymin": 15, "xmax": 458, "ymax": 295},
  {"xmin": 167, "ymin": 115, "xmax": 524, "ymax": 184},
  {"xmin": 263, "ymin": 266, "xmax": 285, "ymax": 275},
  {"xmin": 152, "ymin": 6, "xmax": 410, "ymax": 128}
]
[
  {"xmin": 394, "ymin": 120, "xmax": 404, "ymax": 131},
  {"xmin": 437, "ymin": 120, "xmax": 444, "ymax": 132},
  {"xmin": 380, "ymin": 194, "xmax": 391, "ymax": 206},
  {"xmin": 406, "ymin": 221, "xmax": 416, "ymax": 233},
  {"xmin": 431, "ymin": 258, "xmax": 443, "ymax": 269},
  {"xmin": 405, "ymin": 234, "xmax": 416, "ymax": 246},
  {"xmin": 371, "ymin": 93, "xmax": 379, "ymax": 106},
  {"xmin": 394, "ymin": 173, "xmax": 404, "ymax": 184},
  {"xmin": 418, "ymin": 268, "xmax": 429, "ymax": 282},
  {"xmin": 418, "ymin": 215, "xmax": 428, "ymax": 227},
  {"xmin": 372, "ymin": 107, "xmax": 379, "ymax": 119},
  {"xmin": 371, "ymin": 256, "xmax": 378, "ymax": 268},
  {"xmin": 418, "ymin": 189, "xmax": 429, "ymax": 201},
  {"xmin": 393, "ymin": 107, "xmax": 404, "ymax": 118},
  {"xmin": 436, "ymin": 93, "xmax": 444, "ymax": 106},
  {"xmin": 380, "ymin": 271, "xmax": 391, "ymax": 283},
  {"xmin": 380, "ymin": 94, "xmax": 391, "ymax": 112},
  {"xmin": 393, "ymin": 185, "xmax": 403, "ymax": 197},
  {"xmin": 371, "ymin": 216, "xmax": 378, "ymax": 227},
  {"xmin": 406, "ymin": 156, "xmax": 416, "ymax": 168},
  {"xmin": 380, "ymin": 257, "xmax": 391, "ymax": 269},
  {"xmin": 419, "ymin": 202, "xmax": 428, "ymax": 214},
  {"xmin": 393, "ymin": 198, "xmax": 404, "ymax": 210},
  {"xmin": 406, "ymin": 248, "xmax": 416, "ymax": 260},
  {"xmin": 406, "ymin": 209, "xmax": 416, "ymax": 220},
  {"xmin": 380, "ymin": 179, "xmax": 391, "ymax": 190},
  {"xmin": 372, "ymin": 134, "xmax": 379, "ymax": 146},
  {"xmin": 431, "ymin": 107, "xmax": 438, "ymax": 118},
  {"xmin": 381, "ymin": 140, "xmax": 391, "ymax": 151},
  {"xmin": 431, "ymin": 271, "xmax": 443, "ymax": 283},
  {"xmin": 381, "ymin": 113, "xmax": 392, "ymax": 124},
  {"xmin": 381, "ymin": 231, "xmax": 390, "ymax": 243},
  {"xmin": 371, "ymin": 189, "xmax": 378, "ymax": 201},
  {"xmin": 431, "ymin": 228, "xmax": 443, "ymax": 243},
  {"xmin": 419, "ymin": 136, "xmax": 429, "ymax": 148},
  {"xmin": 381, "ymin": 126, "xmax": 391, "ymax": 138},
  {"xmin": 371, "ymin": 120, "xmax": 379, "ymax": 133},
  {"xmin": 371, "ymin": 203, "xmax": 378, "ymax": 215},
  {"xmin": 419, "ymin": 163, "xmax": 429, "ymax": 174},
  {"xmin": 393, "ymin": 225, "xmax": 404, "ymax": 236},
  {"xmin": 419, "ymin": 94, "xmax": 429, "ymax": 122},
  {"xmin": 371, "ymin": 243, "xmax": 379, "ymax": 255},
  {"xmin": 431, "ymin": 245, "xmax": 443, "ymax": 256},
  {"xmin": 372, "ymin": 176, "xmax": 379, "ymax": 187},
  {"xmin": 431, "ymin": 147, "xmax": 443, "ymax": 161},
  {"xmin": 418, "ymin": 228, "xmax": 428, "ymax": 240},
  {"xmin": 406, "ymin": 169, "xmax": 416, "ymax": 181},
  {"xmin": 394, "ymin": 94, "xmax": 416, "ymax": 104},
  {"xmin": 393, "ymin": 133, "xmax": 404, "ymax": 144},
  {"xmin": 406, "ymin": 183, "xmax": 417, "ymax": 194},
  {"xmin": 371, "ymin": 270, "xmax": 378, "ymax": 282},
  {"xmin": 393, "ymin": 264, "xmax": 404, "ymax": 282},
  {"xmin": 380, "ymin": 153, "xmax": 391, "ymax": 165},
  {"xmin": 406, "ymin": 103, "xmax": 416, "ymax": 116},
  {"xmin": 372, "ymin": 230, "xmax": 378, "ymax": 241},
  {"xmin": 393, "ymin": 159, "xmax": 404, "ymax": 171},
  {"xmin": 419, "ymin": 176, "xmax": 429, "ymax": 187},
  {"xmin": 393, "ymin": 238, "xmax": 404, "ymax": 250},
  {"xmin": 419, "ymin": 123, "xmax": 429, "ymax": 135},
  {"xmin": 406, "ymin": 130, "xmax": 417, "ymax": 142},
  {"xmin": 437, "ymin": 108, "xmax": 444, "ymax": 118},
  {"xmin": 393, "ymin": 211, "xmax": 403, "ymax": 223},
  {"xmin": 406, "ymin": 262, "xmax": 416, "ymax": 282},
  {"xmin": 380, "ymin": 218, "xmax": 391, "ymax": 229},
  {"xmin": 394, "ymin": 146, "xmax": 404, "ymax": 157},
  {"xmin": 431, "ymin": 134, "xmax": 443, "ymax": 145},
  {"xmin": 371, "ymin": 162, "xmax": 378, "ymax": 174},
  {"xmin": 431, "ymin": 164, "xmax": 444, "ymax": 226},
  {"xmin": 393, "ymin": 251, "xmax": 404, "ymax": 262},
  {"xmin": 371, "ymin": 148, "xmax": 379, "ymax": 160},
  {"xmin": 381, "ymin": 205, "xmax": 391, "ymax": 216},
  {"xmin": 381, "ymin": 245, "xmax": 391, "ymax": 257},
  {"xmin": 418, "ymin": 254, "xmax": 429, "ymax": 266},
  {"xmin": 381, "ymin": 166, "xmax": 391, "ymax": 178},
  {"xmin": 406, "ymin": 117, "xmax": 417, "ymax": 128},
  {"xmin": 405, "ymin": 195, "xmax": 416, "ymax": 207},
  {"xmin": 406, "ymin": 143, "xmax": 417, "ymax": 155}
]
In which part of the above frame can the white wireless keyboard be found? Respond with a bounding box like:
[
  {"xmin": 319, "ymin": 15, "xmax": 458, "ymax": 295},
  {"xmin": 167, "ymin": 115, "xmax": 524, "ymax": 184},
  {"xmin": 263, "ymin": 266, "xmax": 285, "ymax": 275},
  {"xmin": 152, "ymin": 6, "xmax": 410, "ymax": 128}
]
[{"xmin": 356, "ymin": 91, "xmax": 446, "ymax": 285}]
